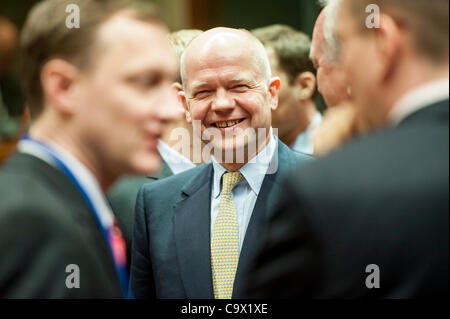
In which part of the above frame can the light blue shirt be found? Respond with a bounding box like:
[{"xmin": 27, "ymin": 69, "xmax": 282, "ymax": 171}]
[
  {"xmin": 210, "ymin": 133, "xmax": 278, "ymax": 254},
  {"xmin": 291, "ymin": 112, "xmax": 322, "ymax": 155}
]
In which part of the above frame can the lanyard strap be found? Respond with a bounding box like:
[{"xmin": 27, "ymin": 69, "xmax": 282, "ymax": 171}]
[{"xmin": 20, "ymin": 136, "xmax": 130, "ymax": 298}]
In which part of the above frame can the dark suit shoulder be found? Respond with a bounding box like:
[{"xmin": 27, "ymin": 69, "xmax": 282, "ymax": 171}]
[
  {"xmin": 140, "ymin": 163, "xmax": 210, "ymax": 197},
  {"xmin": 0, "ymin": 153, "xmax": 123, "ymax": 298},
  {"xmin": 285, "ymin": 148, "xmax": 314, "ymax": 171},
  {"xmin": 296, "ymin": 102, "xmax": 448, "ymax": 184},
  {"xmin": 278, "ymin": 139, "xmax": 314, "ymax": 164},
  {"xmin": 1, "ymin": 155, "xmax": 81, "ymax": 218},
  {"xmin": 284, "ymin": 110, "xmax": 449, "ymax": 252},
  {"xmin": 251, "ymin": 106, "xmax": 449, "ymax": 298}
]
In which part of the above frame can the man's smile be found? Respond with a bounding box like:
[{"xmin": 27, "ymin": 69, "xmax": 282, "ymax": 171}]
[{"xmin": 212, "ymin": 118, "xmax": 245, "ymax": 128}]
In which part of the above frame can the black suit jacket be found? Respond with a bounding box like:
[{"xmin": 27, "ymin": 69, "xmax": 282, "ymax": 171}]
[
  {"xmin": 246, "ymin": 101, "xmax": 449, "ymax": 298},
  {"xmin": 108, "ymin": 161, "xmax": 173, "ymax": 272},
  {"xmin": 0, "ymin": 153, "xmax": 123, "ymax": 298},
  {"xmin": 130, "ymin": 141, "xmax": 313, "ymax": 298}
]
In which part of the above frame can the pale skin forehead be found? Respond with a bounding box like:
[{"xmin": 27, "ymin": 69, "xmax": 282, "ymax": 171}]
[
  {"xmin": 182, "ymin": 27, "xmax": 270, "ymax": 90},
  {"xmin": 189, "ymin": 72, "xmax": 259, "ymax": 93},
  {"xmin": 93, "ymin": 14, "xmax": 177, "ymax": 75}
]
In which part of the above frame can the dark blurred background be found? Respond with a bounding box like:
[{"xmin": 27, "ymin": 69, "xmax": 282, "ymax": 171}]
[
  {"xmin": 0, "ymin": 0, "xmax": 322, "ymax": 35},
  {"xmin": 0, "ymin": 0, "xmax": 324, "ymax": 164}
]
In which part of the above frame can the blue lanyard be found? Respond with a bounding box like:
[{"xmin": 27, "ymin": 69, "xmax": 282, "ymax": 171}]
[{"xmin": 21, "ymin": 135, "xmax": 130, "ymax": 298}]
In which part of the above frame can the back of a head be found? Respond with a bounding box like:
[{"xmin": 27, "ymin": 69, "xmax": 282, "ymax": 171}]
[
  {"xmin": 20, "ymin": 0, "xmax": 163, "ymax": 119},
  {"xmin": 346, "ymin": 0, "xmax": 449, "ymax": 64},
  {"xmin": 252, "ymin": 24, "xmax": 315, "ymax": 84}
]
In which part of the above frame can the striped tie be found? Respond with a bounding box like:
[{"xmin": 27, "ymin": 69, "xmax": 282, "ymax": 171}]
[{"xmin": 211, "ymin": 171, "xmax": 244, "ymax": 299}]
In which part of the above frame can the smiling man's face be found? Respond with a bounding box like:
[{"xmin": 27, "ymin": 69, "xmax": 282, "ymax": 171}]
[
  {"xmin": 181, "ymin": 29, "xmax": 279, "ymax": 159},
  {"xmin": 73, "ymin": 15, "xmax": 180, "ymax": 176}
]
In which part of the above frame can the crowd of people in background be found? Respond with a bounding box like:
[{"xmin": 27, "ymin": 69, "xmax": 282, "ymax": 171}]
[{"xmin": 0, "ymin": 0, "xmax": 448, "ymax": 299}]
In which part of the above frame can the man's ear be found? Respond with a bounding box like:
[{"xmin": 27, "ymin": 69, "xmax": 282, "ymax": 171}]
[
  {"xmin": 374, "ymin": 13, "xmax": 405, "ymax": 83},
  {"xmin": 178, "ymin": 90, "xmax": 192, "ymax": 123},
  {"xmin": 41, "ymin": 59, "xmax": 79, "ymax": 115},
  {"xmin": 295, "ymin": 71, "xmax": 316, "ymax": 101},
  {"xmin": 172, "ymin": 82, "xmax": 183, "ymax": 93},
  {"xmin": 268, "ymin": 76, "xmax": 281, "ymax": 111}
]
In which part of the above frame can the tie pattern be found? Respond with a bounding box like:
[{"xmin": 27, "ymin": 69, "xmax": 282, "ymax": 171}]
[{"xmin": 211, "ymin": 171, "xmax": 244, "ymax": 299}]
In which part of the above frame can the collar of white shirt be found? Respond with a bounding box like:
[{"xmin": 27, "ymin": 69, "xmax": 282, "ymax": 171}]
[
  {"xmin": 157, "ymin": 139, "xmax": 196, "ymax": 175},
  {"xmin": 18, "ymin": 139, "xmax": 114, "ymax": 228},
  {"xmin": 388, "ymin": 78, "xmax": 449, "ymax": 126},
  {"xmin": 211, "ymin": 131, "xmax": 278, "ymax": 199},
  {"xmin": 291, "ymin": 111, "xmax": 323, "ymax": 155}
]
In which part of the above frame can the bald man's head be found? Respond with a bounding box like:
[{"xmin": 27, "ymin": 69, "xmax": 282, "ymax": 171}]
[
  {"xmin": 180, "ymin": 27, "xmax": 271, "ymax": 90},
  {"xmin": 177, "ymin": 27, "xmax": 281, "ymax": 166}
]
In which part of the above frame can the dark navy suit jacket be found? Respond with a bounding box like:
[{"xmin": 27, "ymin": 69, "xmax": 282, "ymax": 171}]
[
  {"xmin": 247, "ymin": 101, "xmax": 449, "ymax": 298},
  {"xmin": 130, "ymin": 140, "xmax": 313, "ymax": 298}
]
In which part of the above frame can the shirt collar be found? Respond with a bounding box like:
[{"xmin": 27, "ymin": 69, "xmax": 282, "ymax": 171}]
[
  {"xmin": 291, "ymin": 111, "xmax": 323, "ymax": 155},
  {"xmin": 17, "ymin": 138, "xmax": 114, "ymax": 227},
  {"xmin": 388, "ymin": 78, "xmax": 449, "ymax": 126},
  {"xmin": 157, "ymin": 140, "xmax": 196, "ymax": 174},
  {"xmin": 211, "ymin": 131, "xmax": 278, "ymax": 199}
]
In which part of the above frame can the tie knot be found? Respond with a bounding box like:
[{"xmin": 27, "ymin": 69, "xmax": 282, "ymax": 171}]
[{"xmin": 221, "ymin": 171, "xmax": 244, "ymax": 195}]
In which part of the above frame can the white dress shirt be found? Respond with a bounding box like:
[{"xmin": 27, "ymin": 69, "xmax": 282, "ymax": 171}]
[
  {"xmin": 210, "ymin": 133, "xmax": 278, "ymax": 254},
  {"xmin": 388, "ymin": 78, "xmax": 449, "ymax": 126},
  {"xmin": 291, "ymin": 111, "xmax": 322, "ymax": 155},
  {"xmin": 157, "ymin": 140, "xmax": 196, "ymax": 174}
]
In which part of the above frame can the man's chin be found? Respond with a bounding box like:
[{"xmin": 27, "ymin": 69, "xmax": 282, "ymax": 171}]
[
  {"xmin": 130, "ymin": 153, "xmax": 162, "ymax": 175},
  {"xmin": 209, "ymin": 141, "xmax": 251, "ymax": 164}
]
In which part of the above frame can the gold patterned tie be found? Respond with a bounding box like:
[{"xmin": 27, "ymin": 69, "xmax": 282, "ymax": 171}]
[{"xmin": 211, "ymin": 171, "xmax": 244, "ymax": 299}]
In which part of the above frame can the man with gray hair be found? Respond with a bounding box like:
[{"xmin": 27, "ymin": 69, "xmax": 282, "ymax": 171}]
[
  {"xmin": 310, "ymin": 0, "xmax": 370, "ymax": 156},
  {"xmin": 252, "ymin": 24, "xmax": 322, "ymax": 155},
  {"xmin": 130, "ymin": 27, "xmax": 313, "ymax": 299},
  {"xmin": 311, "ymin": 0, "xmax": 351, "ymax": 108},
  {"xmin": 107, "ymin": 29, "xmax": 202, "ymax": 271}
]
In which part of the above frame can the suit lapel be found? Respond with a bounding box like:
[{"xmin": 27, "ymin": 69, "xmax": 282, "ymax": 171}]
[
  {"xmin": 233, "ymin": 142, "xmax": 290, "ymax": 298},
  {"xmin": 172, "ymin": 142, "xmax": 297, "ymax": 298},
  {"xmin": 173, "ymin": 164, "xmax": 215, "ymax": 298}
]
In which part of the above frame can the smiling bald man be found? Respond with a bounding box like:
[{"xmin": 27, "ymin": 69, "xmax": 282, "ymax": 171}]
[{"xmin": 130, "ymin": 27, "xmax": 313, "ymax": 299}]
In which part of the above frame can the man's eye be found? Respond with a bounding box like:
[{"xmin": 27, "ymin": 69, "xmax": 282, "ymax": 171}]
[
  {"xmin": 130, "ymin": 75, "xmax": 161, "ymax": 89},
  {"xmin": 232, "ymin": 84, "xmax": 248, "ymax": 90},
  {"xmin": 194, "ymin": 90, "xmax": 210, "ymax": 98}
]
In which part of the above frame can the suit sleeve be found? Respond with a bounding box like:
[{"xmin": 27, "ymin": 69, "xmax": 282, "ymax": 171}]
[
  {"xmin": 244, "ymin": 178, "xmax": 323, "ymax": 298},
  {"xmin": 129, "ymin": 186, "xmax": 156, "ymax": 298}
]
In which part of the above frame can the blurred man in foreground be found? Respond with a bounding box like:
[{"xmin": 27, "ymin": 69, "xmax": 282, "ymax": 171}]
[
  {"xmin": 247, "ymin": 0, "xmax": 449, "ymax": 298},
  {"xmin": 0, "ymin": 0, "xmax": 180, "ymax": 298},
  {"xmin": 107, "ymin": 29, "xmax": 202, "ymax": 270},
  {"xmin": 252, "ymin": 25, "xmax": 321, "ymax": 155}
]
